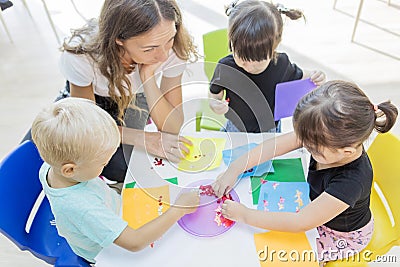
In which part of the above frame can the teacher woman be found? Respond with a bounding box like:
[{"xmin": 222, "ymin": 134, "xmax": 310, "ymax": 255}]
[{"xmin": 59, "ymin": 0, "xmax": 198, "ymax": 191}]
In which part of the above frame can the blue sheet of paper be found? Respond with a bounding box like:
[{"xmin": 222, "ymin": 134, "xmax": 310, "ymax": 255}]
[
  {"xmin": 223, "ymin": 143, "xmax": 274, "ymax": 178},
  {"xmin": 257, "ymin": 181, "xmax": 310, "ymax": 212}
]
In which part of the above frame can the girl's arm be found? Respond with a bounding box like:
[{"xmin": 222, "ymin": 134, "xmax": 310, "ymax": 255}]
[
  {"xmin": 114, "ymin": 190, "xmax": 199, "ymax": 252},
  {"xmin": 70, "ymin": 83, "xmax": 191, "ymax": 163},
  {"xmin": 209, "ymin": 91, "xmax": 229, "ymax": 115},
  {"xmin": 141, "ymin": 69, "xmax": 184, "ymax": 134},
  {"xmin": 302, "ymin": 69, "xmax": 326, "ymax": 86},
  {"xmin": 222, "ymin": 192, "xmax": 349, "ymax": 232},
  {"xmin": 213, "ymin": 132, "xmax": 302, "ymax": 197}
]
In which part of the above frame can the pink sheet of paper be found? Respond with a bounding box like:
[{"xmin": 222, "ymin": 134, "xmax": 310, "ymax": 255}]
[
  {"xmin": 122, "ymin": 185, "xmax": 170, "ymax": 229},
  {"xmin": 254, "ymin": 231, "xmax": 319, "ymax": 267}
]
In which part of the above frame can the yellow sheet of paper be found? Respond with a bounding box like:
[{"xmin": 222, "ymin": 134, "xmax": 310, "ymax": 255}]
[
  {"xmin": 122, "ymin": 185, "xmax": 170, "ymax": 229},
  {"xmin": 254, "ymin": 231, "xmax": 319, "ymax": 267},
  {"xmin": 178, "ymin": 136, "xmax": 226, "ymax": 172}
]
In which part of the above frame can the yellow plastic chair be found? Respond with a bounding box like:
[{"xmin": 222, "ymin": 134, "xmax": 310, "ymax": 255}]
[
  {"xmin": 196, "ymin": 29, "xmax": 230, "ymax": 131},
  {"xmin": 325, "ymin": 132, "xmax": 400, "ymax": 267}
]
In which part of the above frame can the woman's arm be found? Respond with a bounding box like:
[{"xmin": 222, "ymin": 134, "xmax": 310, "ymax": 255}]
[
  {"xmin": 222, "ymin": 192, "xmax": 349, "ymax": 232},
  {"xmin": 70, "ymin": 83, "xmax": 191, "ymax": 162},
  {"xmin": 122, "ymin": 128, "xmax": 191, "ymax": 163},
  {"xmin": 140, "ymin": 72, "xmax": 184, "ymax": 134}
]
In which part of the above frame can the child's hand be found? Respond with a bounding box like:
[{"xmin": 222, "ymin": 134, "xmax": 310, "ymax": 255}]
[
  {"xmin": 221, "ymin": 199, "xmax": 248, "ymax": 222},
  {"xmin": 212, "ymin": 171, "xmax": 238, "ymax": 198},
  {"xmin": 209, "ymin": 98, "xmax": 229, "ymax": 115},
  {"xmin": 309, "ymin": 70, "xmax": 326, "ymax": 86},
  {"xmin": 174, "ymin": 190, "xmax": 200, "ymax": 215}
]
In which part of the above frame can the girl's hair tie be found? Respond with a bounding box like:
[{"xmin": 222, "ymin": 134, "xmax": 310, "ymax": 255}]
[
  {"xmin": 225, "ymin": 0, "xmax": 239, "ymax": 16},
  {"xmin": 276, "ymin": 3, "xmax": 289, "ymax": 13}
]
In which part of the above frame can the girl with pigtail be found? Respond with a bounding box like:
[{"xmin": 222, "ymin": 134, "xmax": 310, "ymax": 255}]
[
  {"xmin": 213, "ymin": 80, "xmax": 398, "ymax": 265},
  {"xmin": 209, "ymin": 0, "xmax": 326, "ymax": 133}
]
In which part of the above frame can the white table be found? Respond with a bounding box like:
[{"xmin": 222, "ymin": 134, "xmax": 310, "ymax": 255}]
[{"xmin": 96, "ymin": 131, "xmax": 317, "ymax": 267}]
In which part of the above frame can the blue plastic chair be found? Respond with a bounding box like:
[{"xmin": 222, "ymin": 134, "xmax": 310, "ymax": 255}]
[{"xmin": 0, "ymin": 140, "xmax": 90, "ymax": 267}]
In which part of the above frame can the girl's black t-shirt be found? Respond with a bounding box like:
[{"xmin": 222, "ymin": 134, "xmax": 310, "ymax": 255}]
[
  {"xmin": 307, "ymin": 151, "xmax": 373, "ymax": 232},
  {"xmin": 210, "ymin": 53, "xmax": 303, "ymax": 133}
]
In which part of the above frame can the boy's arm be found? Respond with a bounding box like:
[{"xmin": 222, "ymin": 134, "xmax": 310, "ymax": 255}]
[
  {"xmin": 113, "ymin": 190, "xmax": 199, "ymax": 252},
  {"xmin": 114, "ymin": 207, "xmax": 185, "ymax": 251}
]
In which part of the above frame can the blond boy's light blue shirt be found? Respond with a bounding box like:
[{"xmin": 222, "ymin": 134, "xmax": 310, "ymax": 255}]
[{"xmin": 39, "ymin": 162, "xmax": 128, "ymax": 263}]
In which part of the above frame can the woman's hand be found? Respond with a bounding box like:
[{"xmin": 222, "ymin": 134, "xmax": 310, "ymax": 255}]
[
  {"xmin": 138, "ymin": 62, "xmax": 163, "ymax": 83},
  {"xmin": 144, "ymin": 131, "xmax": 192, "ymax": 163},
  {"xmin": 221, "ymin": 200, "xmax": 248, "ymax": 222}
]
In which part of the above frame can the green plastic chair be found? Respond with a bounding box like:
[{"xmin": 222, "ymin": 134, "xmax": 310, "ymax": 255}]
[
  {"xmin": 196, "ymin": 29, "xmax": 230, "ymax": 131},
  {"xmin": 203, "ymin": 28, "xmax": 230, "ymax": 81},
  {"xmin": 195, "ymin": 99, "xmax": 227, "ymax": 132}
]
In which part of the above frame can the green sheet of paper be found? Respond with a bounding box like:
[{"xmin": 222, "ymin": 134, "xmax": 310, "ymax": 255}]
[
  {"xmin": 125, "ymin": 177, "xmax": 178, "ymax": 189},
  {"xmin": 251, "ymin": 158, "xmax": 305, "ymax": 205},
  {"xmin": 125, "ymin": 181, "xmax": 136, "ymax": 188},
  {"xmin": 178, "ymin": 136, "xmax": 226, "ymax": 172},
  {"xmin": 165, "ymin": 177, "xmax": 178, "ymax": 185}
]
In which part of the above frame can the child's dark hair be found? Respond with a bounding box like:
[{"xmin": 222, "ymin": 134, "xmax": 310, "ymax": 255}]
[
  {"xmin": 293, "ymin": 80, "xmax": 398, "ymax": 152},
  {"xmin": 225, "ymin": 0, "xmax": 304, "ymax": 62}
]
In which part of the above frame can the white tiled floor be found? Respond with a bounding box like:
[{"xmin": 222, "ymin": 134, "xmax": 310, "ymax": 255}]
[{"xmin": 1, "ymin": 0, "xmax": 399, "ymax": 266}]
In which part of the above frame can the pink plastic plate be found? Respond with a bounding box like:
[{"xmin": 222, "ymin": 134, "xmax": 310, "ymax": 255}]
[{"xmin": 177, "ymin": 179, "xmax": 240, "ymax": 237}]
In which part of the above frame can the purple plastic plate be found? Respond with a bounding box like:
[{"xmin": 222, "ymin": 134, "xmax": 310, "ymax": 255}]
[{"xmin": 177, "ymin": 179, "xmax": 240, "ymax": 237}]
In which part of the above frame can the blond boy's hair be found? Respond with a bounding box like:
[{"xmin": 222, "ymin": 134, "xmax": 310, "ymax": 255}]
[{"xmin": 32, "ymin": 97, "xmax": 121, "ymax": 167}]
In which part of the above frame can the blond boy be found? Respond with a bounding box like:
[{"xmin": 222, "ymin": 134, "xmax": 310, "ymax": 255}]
[{"xmin": 32, "ymin": 98, "xmax": 198, "ymax": 264}]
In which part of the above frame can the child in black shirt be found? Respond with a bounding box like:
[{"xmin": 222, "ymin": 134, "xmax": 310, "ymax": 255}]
[
  {"xmin": 213, "ymin": 80, "xmax": 398, "ymax": 265},
  {"xmin": 209, "ymin": 0, "xmax": 325, "ymax": 133}
]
